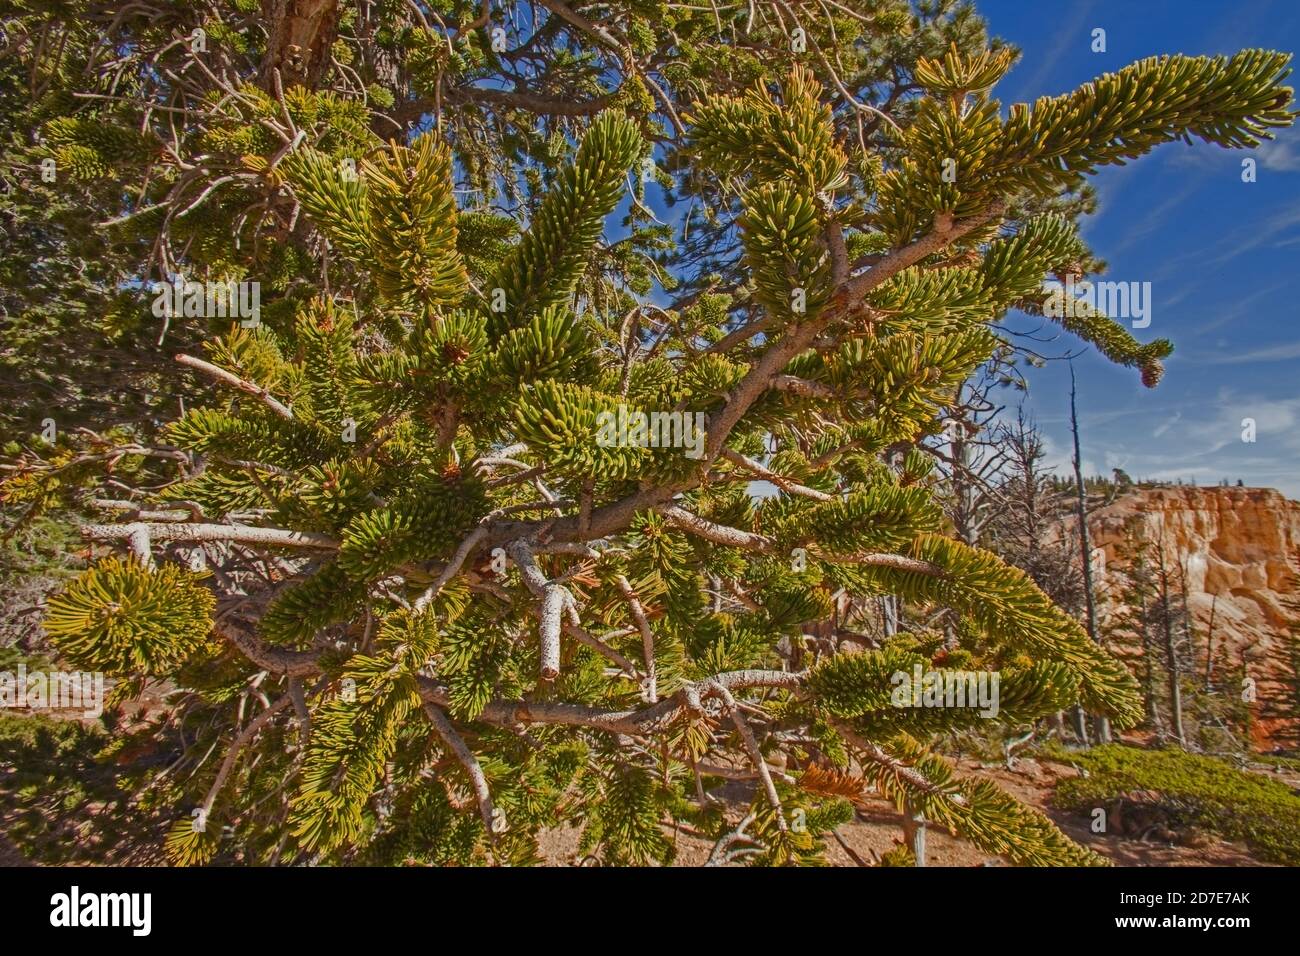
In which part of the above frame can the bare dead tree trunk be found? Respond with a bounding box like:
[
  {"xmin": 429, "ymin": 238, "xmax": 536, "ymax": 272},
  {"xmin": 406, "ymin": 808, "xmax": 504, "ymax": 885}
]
[
  {"xmin": 1157, "ymin": 540, "xmax": 1186, "ymax": 744},
  {"xmin": 1070, "ymin": 365, "xmax": 1110, "ymax": 744},
  {"xmin": 882, "ymin": 594, "xmax": 898, "ymax": 636},
  {"xmin": 1071, "ymin": 704, "xmax": 1091, "ymax": 745},
  {"xmin": 1140, "ymin": 595, "xmax": 1163, "ymax": 733},
  {"xmin": 260, "ymin": 0, "xmax": 341, "ymax": 90},
  {"xmin": 1205, "ymin": 595, "xmax": 1218, "ymax": 689},
  {"xmin": 901, "ymin": 798, "xmax": 927, "ymax": 866},
  {"xmin": 951, "ymin": 411, "xmax": 979, "ymax": 546}
]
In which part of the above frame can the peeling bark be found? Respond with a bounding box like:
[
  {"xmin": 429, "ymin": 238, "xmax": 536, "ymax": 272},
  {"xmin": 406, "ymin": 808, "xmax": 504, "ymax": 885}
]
[{"xmin": 260, "ymin": 0, "xmax": 341, "ymax": 89}]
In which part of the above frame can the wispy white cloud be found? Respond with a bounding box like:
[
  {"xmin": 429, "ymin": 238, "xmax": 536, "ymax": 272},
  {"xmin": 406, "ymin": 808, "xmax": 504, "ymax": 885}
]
[
  {"xmin": 1185, "ymin": 280, "xmax": 1289, "ymax": 337},
  {"xmin": 1027, "ymin": 390, "xmax": 1300, "ymax": 499},
  {"xmin": 1104, "ymin": 166, "xmax": 1209, "ymax": 257},
  {"xmin": 1197, "ymin": 339, "xmax": 1300, "ymax": 364},
  {"xmin": 1152, "ymin": 410, "xmax": 1182, "ymax": 438},
  {"xmin": 1204, "ymin": 198, "xmax": 1300, "ymax": 266},
  {"xmin": 1038, "ymin": 432, "xmax": 1098, "ymax": 481},
  {"xmin": 1254, "ymin": 124, "xmax": 1300, "ymax": 173}
]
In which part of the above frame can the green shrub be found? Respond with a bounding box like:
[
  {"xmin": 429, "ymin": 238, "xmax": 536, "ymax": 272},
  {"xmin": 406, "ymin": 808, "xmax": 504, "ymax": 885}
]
[{"xmin": 1054, "ymin": 744, "xmax": 1300, "ymax": 865}]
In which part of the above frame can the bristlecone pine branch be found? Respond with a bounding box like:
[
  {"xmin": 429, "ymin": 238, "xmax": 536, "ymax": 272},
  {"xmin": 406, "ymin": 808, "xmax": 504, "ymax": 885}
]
[{"xmin": 18, "ymin": 6, "xmax": 1295, "ymax": 867}]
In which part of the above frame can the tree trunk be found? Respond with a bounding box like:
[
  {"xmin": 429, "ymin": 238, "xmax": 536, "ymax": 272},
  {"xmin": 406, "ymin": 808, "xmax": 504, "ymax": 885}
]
[
  {"xmin": 1071, "ymin": 705, "xmax": 1090, "ymax": 745},
  {"xmin": 1069, "ymin": 365, "xmax": 1110, "ymax": 744},
  {"xmin": 901, "ymin": 798, "xmax": 927, "ymax": 866},
  {"xmin": 1139, "ymin": 599, "xmax": 1163, "ymax": 732},
  {"xmin": 260, "ymin": 0, "xmax": 341, "ymax": 90},
  {"xmin": 952, "ymin": 413, "xmax": 978, "ymax": 546},
  {"xmin": 1204, "ymin": 595, "xmax": 1217, "ymax": 690},
  {"xmin": 1157, "ymin": 547, "xmax": 1186, "ymax": 744},
  {"xmin": 882, "ymin": 594, "xmax": 898, "ymax": 636}
]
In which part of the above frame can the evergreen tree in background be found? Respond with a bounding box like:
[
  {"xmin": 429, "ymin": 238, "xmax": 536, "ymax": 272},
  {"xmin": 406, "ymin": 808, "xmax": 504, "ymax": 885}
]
[
  {"xmin": 1, "ymin": 1, "xmax": 1295, "ymax": 865},
  {"xmin": 1104, "ymin": 525, "xmax": 1175, "ymax": 737},
  {"xmin": 1103, "ymin": 520, "xmax": 1259, "ymax": 752}
]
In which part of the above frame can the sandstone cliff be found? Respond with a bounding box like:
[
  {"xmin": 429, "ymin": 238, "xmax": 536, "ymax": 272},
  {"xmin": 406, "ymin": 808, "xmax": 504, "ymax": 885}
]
[{"xmin": 1083, "ymin": 486, "xmax": 1300, "ymax": 741}]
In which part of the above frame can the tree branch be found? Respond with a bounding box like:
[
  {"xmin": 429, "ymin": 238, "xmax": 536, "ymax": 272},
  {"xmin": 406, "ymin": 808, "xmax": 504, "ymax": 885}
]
[
  {"xmin": 616, "ymin": 575, "xmax": 657, "ymax": 702},
  {"xmin": 82, "ymin": 521, "xmax": 337, "ymax": 550},
  {"xmin": 416, "ymin": 669, "xmax": 804, "ymax": 737},
  {"xmin": 175, "ymin": 353, "xmax": 294, "ymax": 420},
  {"xmin": 721, "ymin": 449, "xmax": 834, "ymax": 501},
  {"xmin": 423, "ymin": 701, "xmax": 498, "ymax": 842}
]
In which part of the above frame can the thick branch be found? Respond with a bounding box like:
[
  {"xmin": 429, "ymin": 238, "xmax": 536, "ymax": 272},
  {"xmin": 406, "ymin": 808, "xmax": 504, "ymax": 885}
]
[
  {"xmin": 82, "ymin": 521, "xmax": 337, "ymax": 550},
  {"xmin": 505, "ymin": 539, "xmax": 567, "ymax": 681},
  {"xmin": 770, "ymin": 374, "xmax": 837, "ymax": 399},
  {"xmin": 212, "ymin": 618, "xmax": 324, "ymax": 678},
  {"xmin": 416, "ymin": 669, "xmax": 804, "ymax": 737},
  {"xmin": 479, "ymin": 202, "xmax": 1009, "ymax": 550},
  {"xmin": 660, "ymin": 505, "xmax": 776, "ymax": 553},
  {"xmin": 658, "ymin": 506, "xmax": 945, "ymax": 575}
]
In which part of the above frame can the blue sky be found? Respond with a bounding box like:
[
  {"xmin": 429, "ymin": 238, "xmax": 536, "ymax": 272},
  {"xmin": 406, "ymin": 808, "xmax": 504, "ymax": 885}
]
[{"xmin": 978, "ymin": 0, "xmax": 1300, "ymax": 495}]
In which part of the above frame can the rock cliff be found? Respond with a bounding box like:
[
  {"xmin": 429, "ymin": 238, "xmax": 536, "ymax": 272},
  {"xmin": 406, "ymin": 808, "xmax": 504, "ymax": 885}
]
[{"xmin": 1084, "ymin": 486, "xmax": 1300, "ymax": 742}]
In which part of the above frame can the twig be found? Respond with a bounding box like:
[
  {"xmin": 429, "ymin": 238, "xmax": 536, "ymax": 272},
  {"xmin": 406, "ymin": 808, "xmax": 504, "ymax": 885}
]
[
  {"xmin": 413, "ymin": 526, "xmax": 487, "ymax": 611},
  {"xmin": 721, "ymin": 449, "xmax": 833, "ymax": 501},
  {"xmin": 712, "ymin": 682, "xmax": 787, "ymax": 831},
  {"xmin": 616, "ymin": 575, "xmax": 657, "ymax": 702},
  {"xmin": 175, "ymin": 353, "xmax": 293, "ymax": 420}
]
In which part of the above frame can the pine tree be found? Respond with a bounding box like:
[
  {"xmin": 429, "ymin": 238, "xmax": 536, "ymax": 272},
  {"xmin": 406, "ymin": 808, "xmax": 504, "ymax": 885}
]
[
  {"xmin": 3, "ymin": 2, "xmax": 1296, "ymax": 866},
  {"xmin": 1105, "ymin": 525, "xmax": 1169, "ymax": 734},
  {"xmin": 1103, "ymin": 521, "xmax": 1252, "ymax": 751}
]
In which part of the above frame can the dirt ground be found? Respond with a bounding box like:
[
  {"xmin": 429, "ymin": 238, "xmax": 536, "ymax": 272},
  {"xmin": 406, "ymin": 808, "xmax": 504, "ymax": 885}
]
[
  {"xmin": 0, "ymin": 831, "xmax": 32, "ymax": 867},
  {"xmin": 536, "ymin": 753, "xmax": 1283, "ymax": 867}
]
